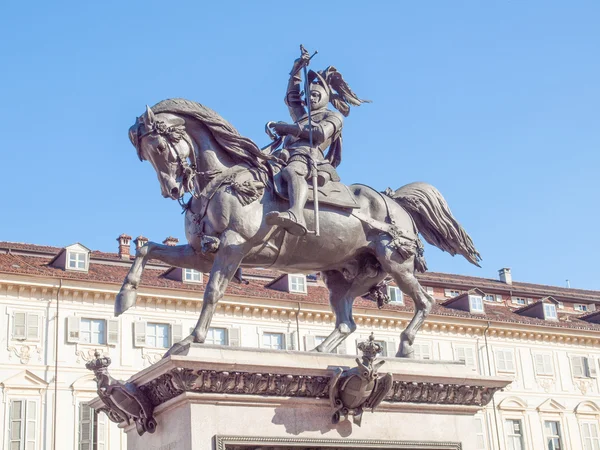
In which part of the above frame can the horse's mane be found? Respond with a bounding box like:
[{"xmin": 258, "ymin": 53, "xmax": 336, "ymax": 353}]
[{"xmin": 151, "ymin": 98, "xmax": 271, "ymax": 169}]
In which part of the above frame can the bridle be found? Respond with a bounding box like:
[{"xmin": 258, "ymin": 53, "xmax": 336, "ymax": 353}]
[{"xmin": 136, "ymin": 119, "xmax": 199, "ymax": 203}]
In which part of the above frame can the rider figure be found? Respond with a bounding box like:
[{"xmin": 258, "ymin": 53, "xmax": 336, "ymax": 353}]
[{"xmin": 266, "ymin": 48, "xmax": 369, "ymax": 236}]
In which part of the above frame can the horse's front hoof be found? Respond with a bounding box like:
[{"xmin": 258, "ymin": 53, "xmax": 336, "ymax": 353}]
[
  {"xmin": 114, "ymin": 288, "xmax": 137, "ymax": 317},
  {"xmin": 163, "ymin": 335, "xmax": 195, "ymax": 358},
  {"xmin": 396, "ymin": 341, "xmax": 415, "ymax": 358}
]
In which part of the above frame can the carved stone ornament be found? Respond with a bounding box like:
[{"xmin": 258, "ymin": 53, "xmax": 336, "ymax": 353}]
[
  {"xmin": 7, "ymin": 344, "xmax": 42, "ymax": 364},
  {"xmin": 328, "ymin": 333, "xmax": 393, "ymax": 425},
  {"xmin": 85, "ymin": 350, "xmax": 156, "ymax": 435}
]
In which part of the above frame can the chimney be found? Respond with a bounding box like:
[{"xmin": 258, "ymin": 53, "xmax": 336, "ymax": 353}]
[
  {"xmin": 498, "ymin": 268, "xmax": 512, "ymax": 285},
  {"xmin": 134, "ymin": 235, "xmax": 148, "ymax": 251},
  {"xmin": 163, "ymin": 236, "xmax": 179, "ymax": 247},
  {"xmin": 117, "ymin": 234, "xmax": 132, "ymax": 260}
]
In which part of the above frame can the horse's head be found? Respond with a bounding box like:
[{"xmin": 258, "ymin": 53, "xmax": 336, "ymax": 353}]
[{"xmin": 129, "ymin": 106, "xmax": 195, "ymax": 200}]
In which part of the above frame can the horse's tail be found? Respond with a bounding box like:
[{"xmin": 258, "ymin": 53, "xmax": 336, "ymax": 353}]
[{"xmin": 387, "ymin": 182, "xmax": 482, "ymax": 267}]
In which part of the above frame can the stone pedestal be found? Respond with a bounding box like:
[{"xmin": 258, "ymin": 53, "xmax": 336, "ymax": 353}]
[{"xmin": 89, "ymin": 345, "xmax": 511, "ymax": 450}]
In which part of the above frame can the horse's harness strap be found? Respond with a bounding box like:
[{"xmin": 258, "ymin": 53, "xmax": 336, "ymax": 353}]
[{"xmin": 351, "ymin": 211, "xmax": 415, "ymax": 242}]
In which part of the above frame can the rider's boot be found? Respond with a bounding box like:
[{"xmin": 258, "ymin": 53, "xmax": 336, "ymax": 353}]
[{"xmin": 266, "ymin": 172, "xmax": 308, "ymax": 236}]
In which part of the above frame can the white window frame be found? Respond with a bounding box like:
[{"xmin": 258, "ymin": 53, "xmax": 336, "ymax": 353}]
[
  {"xmin": 444, "ymin": 289, "xmax": 460, "ymax": 298},
  {"xmin": 67, "ymin": 316, "xmax": 118, "ymax": 346},
  {"xmin": 425, "ymin": 286, "xmax": 435, "ymax": 296},
  {"xmin": 387, "ymin": 286, "xmax": 403, "ymax": 304},
  {"xmin": 504, "ymin": 418, "xmax": 525, "ymax": 450},
  {"xmin": 67, "ymin": 250, "xmax": 89, "ymax": 271},
  {"xmin": 454, "ymin": 345, "xmax": 477, "ymax": 370},
  {"xmin": 544, "ymin": 303, "xmax": 558, "ymax": 320},
  {"xmin": 11, "ymin": 311, "xmax": 41, "ymax": 341},
  {"xmin": 543, "ymin": 420, "xmax": 563, "ymax": 450},
  {"xmin": 133, "ymin": 321, "xmax": 182, "ymax": 349},
  {"xmin": 513, "ymin": 297, "xmax": 527, "ymax": 306},
  {"xmin": 413, "ymin": 342, "xmax": 432, "ymax": 360},
  {"xmin": 288, "ymin": 274, "xmax": 307, "ymax": 294},
  {"xmin": 262, "ymin": 331, "xmax": 285, "ymax": 350},
  {"xmin": 575, "ymin": 304, "xmax": 589, "ymax": 312},
  {"xmin": 495, "ymin": 348, "xmax": 516, "ymax": 373},
  {"xmin": 145, "ymin": 322, "xmax": 170, "ymax": 349},
  {"xmin": 183, "ymin": 268, "xmax": 202, "ymax": 283},
  {"xmin": 581, "ymin": 420, "xmax": 600, "ymax": 450},
  {"xmin": 484, "ymin": 294, "xmax": 495, "ymax": 303},
  {"xmin": 533, "ymin": 353, "xmax": 554, "ymax": 376},
  {"xmin": 572, "ymin": 356, "xmax": 597, "ymax": 379},
  {"xmin": 79, "ymin": 318, "xmax": 106, "ymax": 345},
  {"xmin": 8, "ymin": 398, "xmax": 39, "ymax": 450},
  {"xmin": 469, "ymin": 295, "xmax": 484, "ymax": 313},
  {"xmin": 205, "ymin": 327, "xmax": 228, "ymax": 346}
]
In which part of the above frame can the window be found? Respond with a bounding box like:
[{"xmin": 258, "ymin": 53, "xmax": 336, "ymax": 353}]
[
  {"xmin": 263, "ymin": 332, "xmax": 284, "ymax": 350},
  {"xmin": 534, "ymin": 353, "xmax": 554, "ymax": 376},
  {"xmin": 80, "ymin": 319, "xmax": 106, "ymax": 345},
  {"xmin": 205, "ymin": 327, "xmax": 227, "ymax": 346},
  {"xmin": 513, "ymin": 297, "xmax": 527, "ymax": 305},
  {"xmin": 314, "ymin": 336, "xmax": 327, "ymax": 346},
  {"xmin": 146, "ymin": 323, "xmax": 170, "ymax": 348},
  {"xmin": 12, "ymin": 312, "xmax": 40, "ymax": 341},
  {"xmin": 575, "ymin": 304, "xmax": 589, "ymax": 312},
  {"xmin": 558, "ymin": 301, "xmax": 564, "ymax": 309},
  {"xmin": 474, "ymin": 417, "xmax": 486, "ymax": 450},
  {"xmin": 79, "ymin": 403, "xmax": 107, "ymax": 450},
  {"xmin": 496, "ymin": 294, "xmax": 503, "ymax": 302},
  {"xmin": 413, "ymin": 342, "xmax": 431, "ymax": 360},
  {"xmin": 183, "ymin": 268, "xmax": 202, "ymax": 283},
  {"xmin": 572, "ymin": 356, "xmax": 597, "ymax": 378},
  {"xmin": 445, "ymin": 289, "xmax": 460, "ymax": 298},
  {"xmin": 68, "ymin": 251, "xmax": 88, "ymax": 270},
  {"xmin": 387, "ymin": 286, "xmax": 403, "ymax": 304},
  {"xmin": 425, "ymin": 286, "xmax": 435, "ymax": 296},
  {"xmin": 544, "ymin": 421, "xmax": 562, "ymax": 450},
  {"xmin": 544, "ymin": 303, "xmax": 558, "ymax": 320},
  {"xmin": 581, "ymin": 421, "xmax": 600, "ymax": 450},
  {"xmin": 67, "ymin": 317, "xmax": 118, "ymax": 346},
  {"xmin": 505, "ymin": 419, "xmax": 525, "ymax": 450},
  {"xmin": 484, "ymin": 294, "xmax": 495, "ymax": 302},
  {"xmin": 469, "ymin": 295, "xmax": 484, "ymax": 313},
  {"xmin": 9, "ymin": 399, "xmax": 38, "ymax": 450},
  {"xmin": 455, "ymin": 346, "xmax": 476, "ymax": 369},
  {"xmin": 496, "ymin": 349, "xmax": 515, "ymax": 372},
  {"xmin": 133, "ymin": 322, "xmax": 182, "ymax": 348},
  {"xmin": 289, "ymin": 275, "xmax": 306, "ymax": 293}
]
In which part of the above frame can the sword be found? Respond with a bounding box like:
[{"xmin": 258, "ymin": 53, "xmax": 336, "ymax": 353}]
[{"xmin": 300, "ymin": 45, "xmax": 320, "ymax": 236}]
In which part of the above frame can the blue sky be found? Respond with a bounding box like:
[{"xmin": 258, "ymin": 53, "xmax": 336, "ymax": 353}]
[{"xmin": 1, "ymin": 2, "xmax": 598, "ymax": 290}]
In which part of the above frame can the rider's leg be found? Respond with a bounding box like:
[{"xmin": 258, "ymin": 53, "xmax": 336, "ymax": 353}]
[{"xmin": 282, "ymin": 160, "xmax": 309, "ymax": 225}]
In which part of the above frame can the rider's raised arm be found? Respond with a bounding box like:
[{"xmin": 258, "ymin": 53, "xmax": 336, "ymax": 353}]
[{"xmin": 285, "ymin": 62, "xmax": 307, "ymax": 123}]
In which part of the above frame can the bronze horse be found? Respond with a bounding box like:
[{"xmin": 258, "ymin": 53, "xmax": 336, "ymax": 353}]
[{"xmin": 116, "ymin": 99, "xmax": 480, "ymax": 357}]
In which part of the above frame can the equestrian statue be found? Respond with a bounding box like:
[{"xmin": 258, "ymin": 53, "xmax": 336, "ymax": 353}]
[{"xmin": 115, "ymin": 46, "xmax": 481, "ymax": 358}]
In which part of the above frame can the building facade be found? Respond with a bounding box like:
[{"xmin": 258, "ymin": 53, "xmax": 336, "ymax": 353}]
[{"xmin": 1, "ymin": 238, "xmax": 600, "ymax": 450}]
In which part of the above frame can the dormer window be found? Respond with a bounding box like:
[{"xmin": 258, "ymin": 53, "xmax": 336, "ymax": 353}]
[
  {"xmin": 387, "ymin": 286, "xmax": 404, "ymax": 304},
  {"xmin": 183, "ymin": 268, "xmax": 202, "ymax": 283},
  {"xmin": 513, "ymin": 297, "xmax": 527, "ymax": 306},
  {"xmin": 289, "ymin": 274, "xmax": 307, "ymax": 293},
  {"xmin": 469, "ymin": 295, "xmax": 484, "ymax": 313},
  {"xmin": 544, "ymin": 303, "xmax": 558, "ymax": 320},
  {"xmin": 575, "ymin": 304, "xmax": 589, "ymax": 312},
  {"xmin": 68, "ymin": 251, "xmax": 88, "ymax": 270}
]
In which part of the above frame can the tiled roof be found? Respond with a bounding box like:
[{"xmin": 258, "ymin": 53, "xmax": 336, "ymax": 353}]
[{"xmin": 1, "ymin": 241, "xmax": 600, "ymax": 333}]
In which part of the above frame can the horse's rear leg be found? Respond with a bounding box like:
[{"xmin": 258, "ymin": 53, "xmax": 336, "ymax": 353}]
[
  {"xmin": 313, "ymin": 271, "xmax": 357, "ymax": 353},
  {"xmin": 165, "ymin": 230, "xmax": 246, "ymax": 356},
  {"xmin": 375, "ymin": 239, "xmax": 434, "ymax": 358},
  {"xmin": 115, "ymin": 243, "xmax": 212, "ymax": 316}
]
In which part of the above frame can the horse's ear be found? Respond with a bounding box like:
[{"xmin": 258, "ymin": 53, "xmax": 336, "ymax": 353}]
[{"xmin": 143, "ymin": 105, "xmax": 155, "ymax": 127}]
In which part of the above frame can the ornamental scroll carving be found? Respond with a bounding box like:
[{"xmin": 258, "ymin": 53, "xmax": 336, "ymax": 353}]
[{"xmin": 137, "ymin": 366, "xmax": 502, "ymax": 410}]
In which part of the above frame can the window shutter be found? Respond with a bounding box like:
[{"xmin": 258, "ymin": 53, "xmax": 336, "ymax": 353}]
[
  {"xmin": 572, "ymin": 356, "xmax": 585, "ymax": 377},
  {"xmin": 67, "ymin": 316, "xmax": 81, "ymax": 343},
  {"xmin": 27, "ymin": 313, "xmax": 40, "ymax": 340},
  {"xmin": 26, "ymin": 400, "xmax": 37, "ymax": 450},
  {"xmin": 496, "ymin": 294, "xmax": 503, "ymax": 302},
  {"xmin": 444, "ymin": 289, "xmax": 452, "ymax": 297},
  {"xmin": 464, "ymin": 348, "xmax": 476, "ymax": 368},
  {"xmin": 287, "ymin": 331, "xmax": 297, "ymax": 350},
  {"xmin": 96, "ymin": 408, "xmax": 107, "ymax": 450},
  {"xmin": 133, "ymin": 321, "xmax": 147, "ymax": 347},
  {"xmin": 385, "ymin": 341, "xmax": 397, "ymax": 358},
  {"xmin": 9, "ymin": 400, "xmax": 24, "ymax": 446},
  {"xmin": 534, "ymin": 354, "xmax": 545, "ymax": 375},
  {"xmin": 79, "ymin": 403, "xmax": 93, "ymax": 450},
  {"xmin": 228, "ymin": 327, "xmax": 241, "ymax": 347},
  {"xmin": 171, "ymin": 323, "xmax": 183, "ymax": 345},
  {"xmin": 587, "ymin": 357, "xmax": 598, "ymax": 378},
  {"xmin": 590, "ymin": 304, "xmax": 597, "ymax": 313},
  {"xmin": 304, "ymin": 335, "xmax": 316, "ymax": 351},
  {"xmin": 13, "ymin": 312, "xmax": 27, "ymax": 339},
  {"xmin": 106, "ymin": 319, "xmax": 119, "ymax": 345}
]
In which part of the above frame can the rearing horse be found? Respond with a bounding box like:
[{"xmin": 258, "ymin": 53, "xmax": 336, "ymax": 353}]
[{"xmin": 116, "ymin": 98, "xmax": 481, "ymax": 358}]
